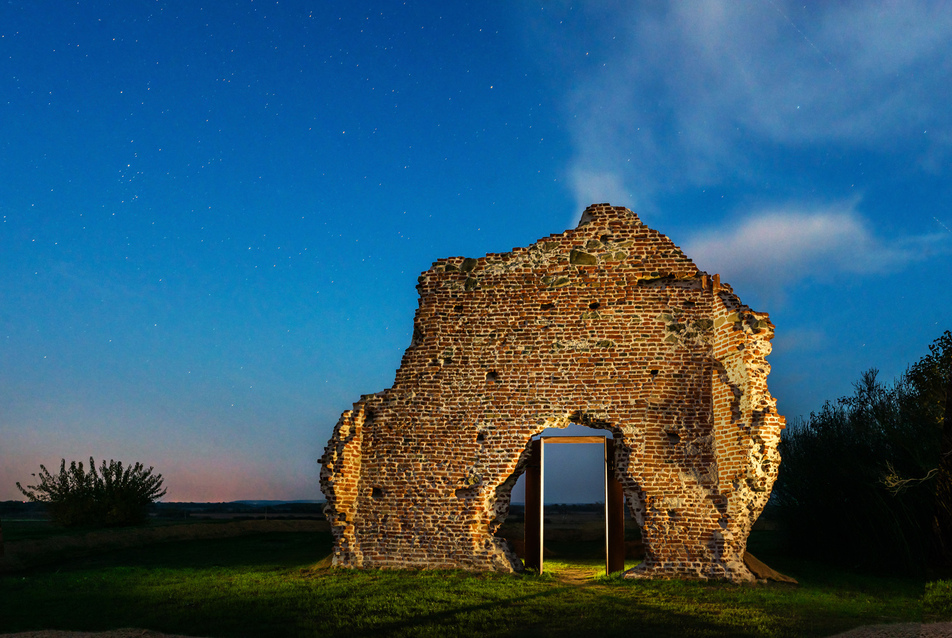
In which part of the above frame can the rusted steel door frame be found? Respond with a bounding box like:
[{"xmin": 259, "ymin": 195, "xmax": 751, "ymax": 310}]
[
  {"xmin": 523, "ymin": 435, "xmax": 625, "ymax": 575},
  {"xmin": 606, "ymin": 438, "xmax": 626, "ymax": 574},
  {"xmin": 524, "ymin": 438, "xmax": 543, "ymax": 573}
]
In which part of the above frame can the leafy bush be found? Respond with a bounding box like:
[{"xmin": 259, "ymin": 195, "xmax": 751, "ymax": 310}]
[
  {"xmin": 772, "ymin": 331, "xmax": 950, "ymax": 575},
  {"xmin": 924, "ymin": 580, "xmax": 952, "ymax": 621},
  {"xmin": 16, "ymin": 458, "xmax": 167, "ymax": 527}
]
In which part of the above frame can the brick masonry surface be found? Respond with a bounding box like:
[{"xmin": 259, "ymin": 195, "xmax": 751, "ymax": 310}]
[{"xmin": 319, "ymin": 204, "xmax": 785, "ymax": 582}]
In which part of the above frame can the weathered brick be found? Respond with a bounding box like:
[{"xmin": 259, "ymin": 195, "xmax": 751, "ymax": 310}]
[{"xmin": 319, "ymin": 204, "xmax": 785, "ymax": 582}]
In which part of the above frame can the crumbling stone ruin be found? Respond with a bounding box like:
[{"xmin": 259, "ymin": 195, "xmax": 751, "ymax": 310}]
[{"xmin": 319, "ymin": 204, "xmax": 784, "ymax": 582}]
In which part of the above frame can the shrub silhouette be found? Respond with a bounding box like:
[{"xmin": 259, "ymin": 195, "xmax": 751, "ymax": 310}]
[
  {"xmin": 16, "ymin": 458, "xmax": 167, "ymax": 527},
  {"xmin": 773, "ymin": 330, "xmax": 950, "ymax": 575}
]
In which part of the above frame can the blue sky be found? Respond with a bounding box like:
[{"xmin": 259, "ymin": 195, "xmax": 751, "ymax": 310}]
[{"xmin": 2, "ymin": 1, "xmax": 950, "ymax": 502}]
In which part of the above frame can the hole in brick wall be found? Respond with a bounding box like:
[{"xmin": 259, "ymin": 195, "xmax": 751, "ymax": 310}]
[
  {"xmin": 540, "ymin": 302, "xmax": 555, "ymax": 310},
  {"xmin": 495, "ymin": 423, "xmax": 642, "ymax": 574},
  {"xmin": 600, "ymin": 234, "xmax": 612, "ymax": 242},
  {"xmin": 542, "ymin": 441, "xmax": 607, "ymax": 566},
  {"xmin": 650, "ymin": 369, "xmax": 660, "ymax": 377},
  {"xmin": 476, "ymin": 432, "xmax": 486, "ymax": 443},
  {"xmin": 371, "ymin": 487, "xmax": 384, "ymax": 499},
  {"xmin": 589, "ymin": 302, "xmax": 601, "ymax": 310},
  {"xmin": 486, "ymin": 370, "xmax": 500, "ymax": 383},
  {"xmin": 667, "ymin": 432, "xmax": 681, "ymax": 445},
  {"xmin": 454, "ymin": 304, "xmax": 463, "ymax": 313}
]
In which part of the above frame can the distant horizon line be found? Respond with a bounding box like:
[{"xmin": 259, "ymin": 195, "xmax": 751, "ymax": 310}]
[
  {"xmin": 3, "ymin": 499, "xmax": 611, "ymax": 507},
  {"xmin": 151, "ymin": 499, "xmax": 606, "ymax": 506}
]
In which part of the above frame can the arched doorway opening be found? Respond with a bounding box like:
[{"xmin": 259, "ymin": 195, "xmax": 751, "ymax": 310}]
[{"xmin": 523, "ymin": 435, "xmax": 626, "ymax": 575}]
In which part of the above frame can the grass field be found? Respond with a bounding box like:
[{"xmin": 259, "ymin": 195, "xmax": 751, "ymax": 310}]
[
  {"xmin": 0, "ymin": 520, "xmax": 947, "ymax": 637},
  {"xmin": 1, "ymin": 517, "xmax": 241, "ymax": 543}
]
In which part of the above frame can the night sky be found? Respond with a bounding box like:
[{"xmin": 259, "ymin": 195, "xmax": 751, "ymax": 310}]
[{"xmin": 2, "ymin": 2, "xmax": 950, "ymax": 503}]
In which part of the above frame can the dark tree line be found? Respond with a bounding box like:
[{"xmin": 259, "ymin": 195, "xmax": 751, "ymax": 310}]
[{"xmin": 772, "ymin": 330, "xmax": 951, "ymax": 576}]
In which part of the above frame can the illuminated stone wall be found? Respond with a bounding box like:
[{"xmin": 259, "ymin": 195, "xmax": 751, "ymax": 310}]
[{"xmin": 319, "ymin": 204, "xmax": 784, "ymax": 582}]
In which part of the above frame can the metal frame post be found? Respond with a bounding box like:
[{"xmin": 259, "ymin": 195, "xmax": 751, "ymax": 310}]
[
  {"xmin": 606, "ymin": 438, "xmax": 626, "ymax": 574},
  {"xmin": 524, "ymin": 438, "xmax": 543, "ymax": 572}
]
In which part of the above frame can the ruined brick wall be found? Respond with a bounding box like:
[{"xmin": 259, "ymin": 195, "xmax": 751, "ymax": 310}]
[{"xmin": 319, "ymin": 204, "xmax": 784, "ymax": 582}]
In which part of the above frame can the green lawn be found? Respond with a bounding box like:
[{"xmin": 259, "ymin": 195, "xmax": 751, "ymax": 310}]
[{"xmin": 0, "ymin": 524, "xmax": 942, "ymax": 637}]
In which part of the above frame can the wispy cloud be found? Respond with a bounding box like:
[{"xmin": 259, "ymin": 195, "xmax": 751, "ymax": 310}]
[
  {"xmin": 545, "ymin": 1, "xmax": 952, "ymax": 209},
  {"xmin": 770, "ymin": 326, "xmax": 828, "ymax": 357},
  {"xmin": 567, "ymin": 168, "xmax": 633, "ymax": 221},
  {"xmin": 682, "ymin": 200, "xmax": 947, "ymax": 299}
]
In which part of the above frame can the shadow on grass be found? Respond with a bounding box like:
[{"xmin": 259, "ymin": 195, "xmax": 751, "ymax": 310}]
[
  {"xmin": 0, "ymin": 530, "xmax": 929, "ymax": 638},
  {"xmin": 322, "ymin": 581, "xmax": 739, "ymax": 638}
]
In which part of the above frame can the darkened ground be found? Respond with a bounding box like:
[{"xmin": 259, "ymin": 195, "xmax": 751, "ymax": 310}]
[{"xmin": 0, "ymin": 507, "xmax": 949, "ymax": 638}]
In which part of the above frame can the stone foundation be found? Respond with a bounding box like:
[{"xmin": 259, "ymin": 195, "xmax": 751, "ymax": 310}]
[{"xmin": 319, "ymin": 204, "xmax": 784, "ymax": 582}]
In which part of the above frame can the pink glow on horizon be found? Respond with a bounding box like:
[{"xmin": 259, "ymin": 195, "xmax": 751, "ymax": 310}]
[{"xmin": 1, "ymin": 453, "xmax": 323, "ymax": 503}]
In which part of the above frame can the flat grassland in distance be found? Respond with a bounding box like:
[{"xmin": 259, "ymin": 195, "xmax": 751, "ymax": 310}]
[{"xmin": 0, "ymin": 515, "xmax": 947, "ymax": 638}]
